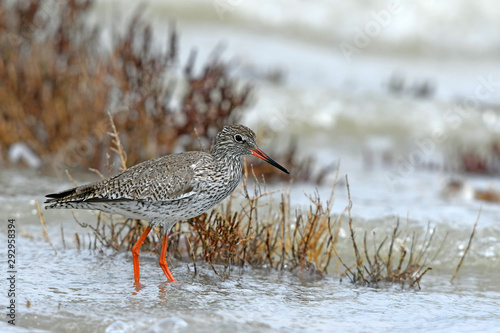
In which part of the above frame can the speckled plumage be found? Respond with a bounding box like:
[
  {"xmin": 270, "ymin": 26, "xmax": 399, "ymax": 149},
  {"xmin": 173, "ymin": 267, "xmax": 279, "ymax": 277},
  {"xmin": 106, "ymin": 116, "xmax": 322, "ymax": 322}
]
[
  {"xmin": 45, "ymin": 124, "xmax": 289, "ymax": 283},
  {"xmin": 46, "ymin": 125, "xmax": 259, "ymax": 231}
]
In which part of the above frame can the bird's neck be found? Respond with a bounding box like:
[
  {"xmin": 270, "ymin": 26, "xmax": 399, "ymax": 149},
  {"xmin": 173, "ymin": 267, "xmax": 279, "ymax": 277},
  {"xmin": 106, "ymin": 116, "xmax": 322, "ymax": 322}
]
[{"xmin": 212, "ymin": 150, "xmax": 244, "ymax": 178}]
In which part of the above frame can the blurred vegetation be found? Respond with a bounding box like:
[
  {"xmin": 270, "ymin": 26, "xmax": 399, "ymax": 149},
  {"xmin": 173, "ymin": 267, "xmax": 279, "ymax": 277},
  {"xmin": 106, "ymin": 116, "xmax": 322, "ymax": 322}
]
[
  {"xmin": 0, "ymin": 0, "xmax": 334, "ymax": 183},
  {"xmin": 0, "ymin": 0, "xmax": 247, "ymax": 170},
  {"xmin": 459, "ymin": 142, "xmax": 500, "ymax": 175}
]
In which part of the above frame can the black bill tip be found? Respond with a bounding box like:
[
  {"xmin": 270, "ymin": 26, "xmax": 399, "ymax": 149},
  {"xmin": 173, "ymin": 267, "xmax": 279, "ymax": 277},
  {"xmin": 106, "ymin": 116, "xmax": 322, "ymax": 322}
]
[{"xmin": 251, "ymin": 148, "xmax": 290, "ymax": 174}]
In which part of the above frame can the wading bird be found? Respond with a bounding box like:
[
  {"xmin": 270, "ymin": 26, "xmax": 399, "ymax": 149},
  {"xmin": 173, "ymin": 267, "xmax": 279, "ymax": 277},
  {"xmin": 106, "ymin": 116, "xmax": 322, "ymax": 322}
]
[{"xmin": 45, "ymin": 124, "xmax": 289, "ymax": 283}]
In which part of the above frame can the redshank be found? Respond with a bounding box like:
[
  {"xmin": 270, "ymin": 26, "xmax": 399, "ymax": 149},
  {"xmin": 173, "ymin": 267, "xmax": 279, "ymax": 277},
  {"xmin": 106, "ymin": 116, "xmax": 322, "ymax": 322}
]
[{"xmin": 45, "ymin": 124, "xmax": 289, "ymax": 283}]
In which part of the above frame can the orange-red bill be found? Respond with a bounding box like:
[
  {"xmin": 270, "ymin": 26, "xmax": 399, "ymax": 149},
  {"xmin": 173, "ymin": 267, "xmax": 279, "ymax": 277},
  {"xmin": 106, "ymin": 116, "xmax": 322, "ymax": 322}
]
[{"xmin": 251, "ymin": 148, "xmax": 289, "ymax": 174}]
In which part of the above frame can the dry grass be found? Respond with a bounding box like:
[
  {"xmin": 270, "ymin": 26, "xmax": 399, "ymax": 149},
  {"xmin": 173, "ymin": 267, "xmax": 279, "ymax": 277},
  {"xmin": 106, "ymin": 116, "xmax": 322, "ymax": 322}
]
[
  {"xmin": 66, "ymin": 163, "xmax": 344, "ymax": 279},
  {"xmin": 38, "ymin": 116, "xmax": 446, "ymax": 289},
  {"xmin": 62, "ymin": 124, "xmax": 446, "ymax": 289},
  {"xmin": 330, "ymin": 176, "xmax": 441, "ymax": 289},
  {"xmin": 34, "ymin": 115, "xmax": 480, "ymax": 290},
  {"xmin": 178, "ymin": 169, "xmax": 343, "ymax": 279},
  {"xmin": 0, "ymin": 0, "xmax": 332, "ymax": 183},
  {"xmin": 64, "ymin": 171, "xmax": 449, "ymax": 289}
]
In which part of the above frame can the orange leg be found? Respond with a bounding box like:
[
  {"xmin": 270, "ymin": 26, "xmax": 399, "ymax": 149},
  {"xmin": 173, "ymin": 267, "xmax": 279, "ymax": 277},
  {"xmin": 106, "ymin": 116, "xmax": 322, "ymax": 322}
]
[
  {"xmin": 132, "ymin": 226, "xmax": 152, "ymax": 284},
  {"xmin": 159, "ymin": 234, "xmax": 177, "ymax": 283}
]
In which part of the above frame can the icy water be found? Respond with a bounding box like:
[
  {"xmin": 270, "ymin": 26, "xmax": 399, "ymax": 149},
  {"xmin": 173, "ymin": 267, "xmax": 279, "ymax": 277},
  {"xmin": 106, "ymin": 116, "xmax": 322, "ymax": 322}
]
[{"xmin": 3, "ymin": 0, "xmax": 500, "ymax": 331}]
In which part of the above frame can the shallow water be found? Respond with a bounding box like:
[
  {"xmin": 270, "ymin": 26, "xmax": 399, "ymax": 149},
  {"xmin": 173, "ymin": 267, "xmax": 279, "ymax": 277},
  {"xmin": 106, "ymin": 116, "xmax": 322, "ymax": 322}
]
[
  {"xmin": 1, "ymin": 166, "xmax": 500, "ymax": 332},
  {"xmin": 4, "ymin": 234, "xmax": 500, "ymax": 333}
]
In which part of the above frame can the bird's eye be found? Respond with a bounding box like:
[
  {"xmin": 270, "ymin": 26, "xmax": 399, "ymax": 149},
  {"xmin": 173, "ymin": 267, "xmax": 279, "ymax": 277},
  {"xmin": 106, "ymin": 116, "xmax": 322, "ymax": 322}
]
[{"xmin": 234, "ymin": 134, "xmax": 244, "ymax": 142}]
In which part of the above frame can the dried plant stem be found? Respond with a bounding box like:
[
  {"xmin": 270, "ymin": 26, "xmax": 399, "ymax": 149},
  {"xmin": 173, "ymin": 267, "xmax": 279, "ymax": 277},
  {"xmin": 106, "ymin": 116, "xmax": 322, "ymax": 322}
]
[
  {"xmin": 89, "ymin": 167, "xmax": 105, "ymax": 179},
  {"xmin": 186, "ymin": 236, "xmax": 198, "ymax": 277},
  {"xmin": 60, "ymin": 224, "xmax": 66, "ymax": 249},
  {"xmin": 65, "ymin": 170, "xmax": 78, "ymax": 186},
  {"xmin": 450, "ymin": 207, "xmax": 481, "ymax": 283},
  {"xmin": 345, "ymin": 175, "xmax": 364, "ymax": 282},
  {"xmin": 36, "ymin": 201, "xmax": 57, "ymax": 255},
  {"xmin": 107, "ymin": 111, "xmax": 127, "ymax": 171},
  {"xmin": 332, "ymin": 245, "xmax": 355, "ymax": 282},
  {"xmin": 74, "ymin": 233, "xmax": 81, "ymax": 250}
]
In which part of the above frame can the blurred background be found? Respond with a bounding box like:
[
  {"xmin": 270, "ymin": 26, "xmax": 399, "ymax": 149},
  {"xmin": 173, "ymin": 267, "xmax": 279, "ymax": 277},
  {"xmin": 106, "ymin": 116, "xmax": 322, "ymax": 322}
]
[{"xmin": 2, "ymin": 0, "xmax": 499, "ymax": 220}]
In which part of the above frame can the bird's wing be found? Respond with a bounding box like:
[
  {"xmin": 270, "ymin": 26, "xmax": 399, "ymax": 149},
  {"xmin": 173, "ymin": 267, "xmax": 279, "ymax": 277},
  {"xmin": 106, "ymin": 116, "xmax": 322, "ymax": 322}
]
[{"xmin": 45, "ymin": 152, "xmax": 206, "ymax": 204}]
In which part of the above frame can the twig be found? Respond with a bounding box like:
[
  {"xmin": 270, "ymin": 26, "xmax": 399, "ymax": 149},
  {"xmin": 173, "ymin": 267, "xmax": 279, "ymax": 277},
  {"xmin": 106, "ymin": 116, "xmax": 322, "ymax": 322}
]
[
  {"xmin": 332, "ymin": 245, "xmax": 355, "ymax": 282},
  {"xmin": 193, "ymin": 127, "xmax": 204, "ymax": 152},
  {"xmin": 186, "ymin": 237, "xmax": 197, "ymax": 277},
  {"xmin": 36, "ymin": 201, "xmax": 57, "ymax": 255},
  {"xmin": 60, "ymin": 224, "xmax": 66, "ymax": 249},
  {"xmin": 410, "ymin": 267, "xmax": 432, "ymax": 289},
  {"xmin": 74, "ymin": 233, "xmax": 81, "ymax": 250},
  {"xmin": 89, "ymin": 167, "xmax": 105, "ymax": 179},
  {"xmin": 65, "ymin": 170, "xmax": 78, "ymax": 186},
  {"xmin": 280, "ymin": 193, "xmax": 286, "ymax": 271},
  {"xmin": 450, "ymin": 207, "xmax": 481, "ymax": 283},
  {"xmin": 107, "ymin": 111, "xmax": 127, "ymax": 171},
  {"xmin": 345, "ymin": 175, "xmax": 364, "ymax": 282},
  {"xmin": 386, "ymin": 219, "xmax": 399, "ymax": 278}
]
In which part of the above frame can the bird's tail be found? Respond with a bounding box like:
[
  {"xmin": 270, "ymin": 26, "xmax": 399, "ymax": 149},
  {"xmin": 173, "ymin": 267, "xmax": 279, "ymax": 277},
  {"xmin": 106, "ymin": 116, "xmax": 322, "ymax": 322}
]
[{"xmin": 44, "ymin": 182, "xmax": 102, "ymax": 209}]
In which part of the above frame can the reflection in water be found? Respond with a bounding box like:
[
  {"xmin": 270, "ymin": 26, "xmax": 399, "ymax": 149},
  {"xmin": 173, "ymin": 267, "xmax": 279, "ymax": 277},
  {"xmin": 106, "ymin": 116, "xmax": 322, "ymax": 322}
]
[
  {"xmin": 132, "ymin": 281, "xmax": 145, "ymax": 295},
  {"xmin": 157, "ymin": 281, "xmax": 171, "ymax": 305}
]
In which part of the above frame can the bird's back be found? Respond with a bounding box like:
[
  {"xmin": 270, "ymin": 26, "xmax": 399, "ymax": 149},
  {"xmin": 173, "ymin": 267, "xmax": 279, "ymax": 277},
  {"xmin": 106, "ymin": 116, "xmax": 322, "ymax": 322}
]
[{"xmin": 45, "ymin": 151, "xmax": 216, "ymax": 216}]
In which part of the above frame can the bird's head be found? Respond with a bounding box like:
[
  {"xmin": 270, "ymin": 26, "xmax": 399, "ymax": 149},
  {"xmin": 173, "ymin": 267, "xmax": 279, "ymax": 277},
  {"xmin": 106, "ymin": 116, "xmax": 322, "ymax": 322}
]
[{"xmin": 213, "ymin": 124, "xmax": 289, "ymax": 174}]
